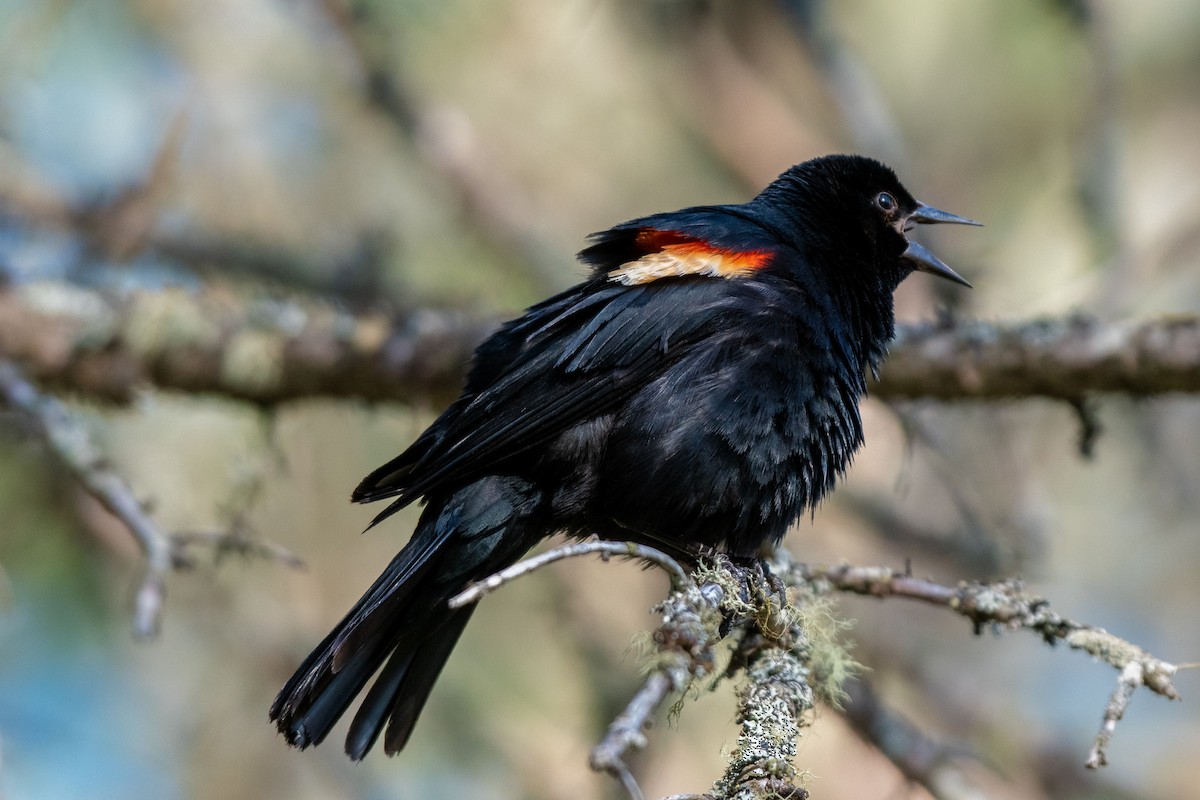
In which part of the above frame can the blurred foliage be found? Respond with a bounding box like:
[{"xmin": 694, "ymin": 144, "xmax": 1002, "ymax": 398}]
[{"xmin": 1, "ymin": 1, "xmax": 1199, "ymax": 798}]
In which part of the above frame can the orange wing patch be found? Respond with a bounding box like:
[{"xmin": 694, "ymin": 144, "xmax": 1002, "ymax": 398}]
[{"xmin": 607, "ymin": 229, "xmax": 772, "ymax": 286}]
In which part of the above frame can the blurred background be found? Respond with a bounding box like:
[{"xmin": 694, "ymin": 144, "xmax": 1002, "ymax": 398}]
[{"xmin": 1, "ymin": 0, "xmax": 1199, "ymax": 798}]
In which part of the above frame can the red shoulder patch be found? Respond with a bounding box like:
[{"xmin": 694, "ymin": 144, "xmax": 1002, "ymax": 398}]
[{"xmin": 607, "ymin": 229, "xmax": 772, "ymax": 286}]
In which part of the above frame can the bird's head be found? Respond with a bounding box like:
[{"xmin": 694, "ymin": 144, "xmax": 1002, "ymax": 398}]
[{"xmin": 755, "ymin": 154, "xmax": 980, "ymax": 290}]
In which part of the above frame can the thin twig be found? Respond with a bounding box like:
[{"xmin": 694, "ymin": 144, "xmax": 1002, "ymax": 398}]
[
  {"xmin": 777, "ymin": 0, "xmax": 906, "ymax": 164},
  {"xmin": 448, "ymin": 540, "xmax": 689, "ymax": 608},
  {"xmin": 1086, "ymin": 660, "xmax": 1141, "ymax": 769},
  {"xmin": 0, "ymin": 361, "xmax": 303, "ymax": 636},
  {"xmin": 589, "ymin": 672, "xmax": 674, "ymax": 800},
  {"xmin": 171, "ymin": 527, "xmax": 306, "ymax": 570},
  {"xmin": 588, "ymin": 556, "xmax": 725, "ymax": 799}
]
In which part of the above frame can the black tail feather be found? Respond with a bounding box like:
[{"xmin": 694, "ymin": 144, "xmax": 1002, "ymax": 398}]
[
  {"xmin": 383, "ymin": 608, "xmax": 475, "ymax": 754},
  {"xmin": 344, "ymin": 645, "xmax": 419, "ymax": 760},
  {"xmin": 285, "ymin": 642, "xmax": 386, "ymax": 749},
  {"xmin": 343, "ymin": 606, "xmax": 476, "ymax": 759},
  {"xmin": 271, "ymin": 476, "xmax": 542, "ymax": 758}
]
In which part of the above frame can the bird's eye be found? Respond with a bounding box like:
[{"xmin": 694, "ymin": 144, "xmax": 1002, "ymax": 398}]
[{"xmin": 875, "ymin": 192, "xmax": 897, "ymax": 214}]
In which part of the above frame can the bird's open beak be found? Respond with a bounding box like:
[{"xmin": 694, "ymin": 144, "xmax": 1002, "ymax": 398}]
[
  {"xmin": 907, "ymin": 204, "xmax": 981, "ymax": 228},
  {"xmin": 901, "ymin": 203, "xmax": 980, "ymax": 288}
]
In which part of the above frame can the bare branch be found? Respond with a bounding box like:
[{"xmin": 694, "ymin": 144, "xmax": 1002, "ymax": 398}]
[
  {"xmin": 448, "ymin": 539, "xmax": 689, "ymax": 609},
  {"xmin": 0, "ymin": 359, "xmax": 304, "ymax": 636},
  {"xmin": 0, "ymin": 109, "xmax": 373, "ymax": 302},
  {"xmin": 840, "ymin": 676, "xmax": 994, "ymax": 800},
  {"xmin": 0, "ymin": 358, "xmax": 174, "ymax": 638},
  {"xmin": 776, "ymin": 0, "xmax": 906, "ymax": 164},
  {"xmin": 590, "ymin": 672, "xmax": 674, "ymax": 800},
  {"xmin": 1086, "ymin": 660, "xmax": 1142, "ymax": 769},
  {"xmin": 448, "ymin": 539, "xmax": 700, "ymax": 799},
  {"xmin": 588, "ymin": 564, "xmax": 728, "ymax": 800},
  {"xmin": 171, "ymin": 525, "xmax": 306, "ymax": 571}
]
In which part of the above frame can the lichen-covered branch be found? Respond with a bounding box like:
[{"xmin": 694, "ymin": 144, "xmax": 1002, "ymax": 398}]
[
  {"xmin": 789, "ymin": 560, "xmax": 1182, "ymax": 768},
  {"xmin": 4, "ymin": 282, "xmax": 1200, "ymax": 407},
  {"xmin": 0, "ymin": 282, "xmax": 496, "ymax": 406},
  {"xmin": 457, "ymin": 548, "xmax": 817, "ymax": 800},
  {"xmin": 442, "ymin": 544, "xmax": 1186, "ymax": 797},
  {"xmin": 710, "ymin": 641, "xmax": 813, "ymax": 800}
]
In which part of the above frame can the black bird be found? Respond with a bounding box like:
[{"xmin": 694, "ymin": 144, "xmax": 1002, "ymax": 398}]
[{"xmin": 270, "ymin": 154, "xmax": 978, "ymax": 759}]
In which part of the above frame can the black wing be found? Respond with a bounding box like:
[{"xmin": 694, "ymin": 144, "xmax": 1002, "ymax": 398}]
[{"xmin": 353, "ymin": 275, "xmax": 756, "ymax": 523}]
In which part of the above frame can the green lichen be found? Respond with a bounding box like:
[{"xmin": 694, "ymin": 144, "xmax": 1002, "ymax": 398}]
[
  {"xmin": 221, "ymin": 330, "xmax": 285, "ymax": 395},
  {"xmin": 790, "ymin": 593, "xmax": 860, "ymax": 708},
  {"xmin": 124, "ymin": 290, "xmax": 222, "ymax": 357}
]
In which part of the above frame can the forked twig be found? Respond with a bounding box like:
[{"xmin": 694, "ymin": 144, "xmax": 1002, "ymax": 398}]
[
  {"xmin": 0, "ymin": 360, "xmax": 303, "ymax": 637},
  {"xmin": 0, "ymin": 359, "xmax": 173, "ymax": 638}
]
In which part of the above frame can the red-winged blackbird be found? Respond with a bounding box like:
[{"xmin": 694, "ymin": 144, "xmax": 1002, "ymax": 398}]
[{"xmin": 270, "ymin": 154, "xmax": 977, "ymax": 759}]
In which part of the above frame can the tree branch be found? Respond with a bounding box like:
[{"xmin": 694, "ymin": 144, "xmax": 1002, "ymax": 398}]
[
  {"xmin": 879, "ymin": 314, "xmax": 1200, "ymax": 400},
  {"xmin": 0, "ymin": 358, "xmax": 302, "ymax": 637},
  {"xmin": 451, "ymin": 545, "xmax": 822, "ymax": 799},
  {"xmin": 591, "ymin": 672, "xmax": 676, "ymax": 800},
  {"xmin": 4, "ymin": 282, "xmax": 1200, "ymax": 407},
  {"xmin": 448, "ymin": 539, "xmax": 690, "ymax": 609},
  {"xmin": 0, "ymin": 282, "xmax": 495, "ymax": 406},
  {"xmin": 789, "ymin": 560, "xmax": 1183, "ymax": 768},
  {"xmin": 316, "ymin": 0, "xmax": 567, "ymax": 289},
  {"xmin": 0, "ymin": 358, "xmax": 176, "ymax": 638},
  {"xmin": 450, "ymin": 540, "xmax": 725, "ymax": 800},
  {"xmin": 839, "ymin": 675, "xmax": 994, "ymax": 800}
]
